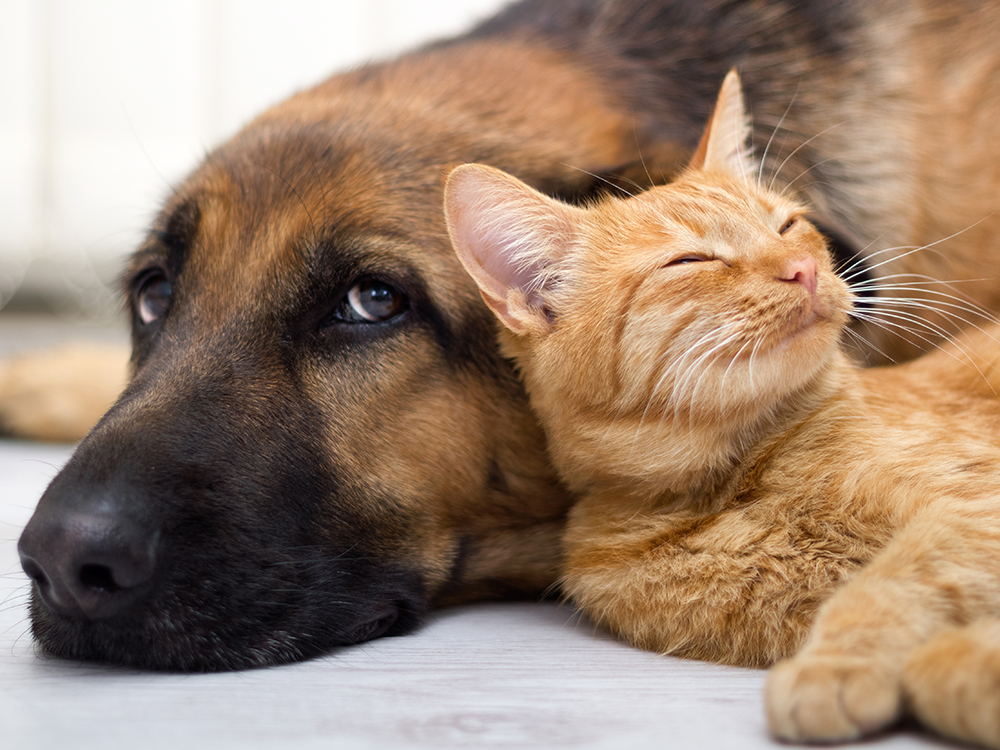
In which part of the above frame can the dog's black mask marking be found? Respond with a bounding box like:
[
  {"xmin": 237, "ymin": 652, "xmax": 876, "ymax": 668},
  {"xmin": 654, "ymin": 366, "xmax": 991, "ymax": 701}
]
[{"xmin": 20, "ymin": 342, "xmax": 426, "ymax": 671}]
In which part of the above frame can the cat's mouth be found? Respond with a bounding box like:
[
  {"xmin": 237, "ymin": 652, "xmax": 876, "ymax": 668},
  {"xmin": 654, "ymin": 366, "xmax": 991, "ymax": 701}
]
[{"xmin": 769, "ymin": 287, "xmax": 847, "ymax": 355}]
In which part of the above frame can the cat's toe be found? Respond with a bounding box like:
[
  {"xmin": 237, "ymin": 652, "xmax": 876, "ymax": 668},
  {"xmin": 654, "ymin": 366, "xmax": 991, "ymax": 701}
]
[
  {"xmin": 765, "ymin": 654, "xmax": 902, "ymax": 743},
  {"xmin": 904, "ymin": 621, "xmax": 1000, "ymax": 749}
]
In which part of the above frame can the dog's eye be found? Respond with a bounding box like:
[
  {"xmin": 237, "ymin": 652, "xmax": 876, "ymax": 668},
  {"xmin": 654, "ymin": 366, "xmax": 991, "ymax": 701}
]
[
  {"xmin": 333, "ymin": 279, "xmax": 407, "ymax": 324},
  {"xmin": 135, "ymin": 271, "xmax": 172, "ymax": 325}
]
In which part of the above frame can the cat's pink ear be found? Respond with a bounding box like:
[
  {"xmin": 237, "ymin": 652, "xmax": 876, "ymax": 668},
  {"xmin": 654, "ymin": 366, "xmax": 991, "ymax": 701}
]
[
  {"xmin": 444, "ymin": 164, "xmax": 579, "ymax": 335},
  {"xmin": 688, "ymin": 68, "xmax": 754, "ymax": 177}
]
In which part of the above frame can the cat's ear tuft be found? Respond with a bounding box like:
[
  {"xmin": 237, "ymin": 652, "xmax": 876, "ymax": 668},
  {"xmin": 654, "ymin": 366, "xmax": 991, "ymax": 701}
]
[
  {"xmin": 687, "ymin": 68, "xmax": 754, "ymax": 177},
  {"xmin": 444, "ymin": 164, "xmax": 580, "ymax": 335}
]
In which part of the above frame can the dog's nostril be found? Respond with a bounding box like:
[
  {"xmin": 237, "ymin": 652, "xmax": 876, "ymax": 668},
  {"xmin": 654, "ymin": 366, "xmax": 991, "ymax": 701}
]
[
  {"xmin": 19, "ymin": 505, "xmax": 160, "ymax": 620},
  {"xmin": 79, "ymin": 564, "xmax": 120, "ymax": 593},
  {"xmin": 21, "ymin": 557, "xmax": 49, "ymax": 589}
]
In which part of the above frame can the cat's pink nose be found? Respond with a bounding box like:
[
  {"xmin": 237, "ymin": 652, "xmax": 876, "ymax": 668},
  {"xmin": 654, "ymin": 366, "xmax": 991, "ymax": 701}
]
[{"xmin": 779, "ymin": 256, "xmax": 818, "ymax": 296}]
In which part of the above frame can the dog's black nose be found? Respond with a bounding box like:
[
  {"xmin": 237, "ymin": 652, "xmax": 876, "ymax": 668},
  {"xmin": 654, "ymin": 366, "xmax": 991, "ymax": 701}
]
[{"xmin": 18, "ymin": 502, "xmax": 159, "ymax": 620}]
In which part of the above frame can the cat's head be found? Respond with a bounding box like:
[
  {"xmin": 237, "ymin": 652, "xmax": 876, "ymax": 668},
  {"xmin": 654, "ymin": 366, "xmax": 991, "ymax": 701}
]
[{"xmin": 444, "ymin": 70, "xmax": 852, "ymax": 490}]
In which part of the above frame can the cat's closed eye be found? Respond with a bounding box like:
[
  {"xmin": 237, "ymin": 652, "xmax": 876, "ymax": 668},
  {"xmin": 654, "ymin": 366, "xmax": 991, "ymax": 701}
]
[
  {"xmin": 663, "ymin": 255, "xmax": 709, "ymax": 267},
  {"xmin": 779, "ymin": 217, "xmax": 797, "ymax": 235}
]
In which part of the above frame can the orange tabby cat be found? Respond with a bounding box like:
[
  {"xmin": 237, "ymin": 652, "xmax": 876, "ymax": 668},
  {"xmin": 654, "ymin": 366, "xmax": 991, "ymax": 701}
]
[{"xmin": 444, "ymin": 71, "xmax": 1000, "ymax": 748}]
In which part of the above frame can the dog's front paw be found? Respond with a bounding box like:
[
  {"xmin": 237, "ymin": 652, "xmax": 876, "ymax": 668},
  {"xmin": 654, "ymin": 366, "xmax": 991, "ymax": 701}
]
[
  {"xmin": 765, "ymin": 654, "xmax": 902, "ymax": 743},
  {"xmin": 0, "ymin": 343, "xmax": 127, "ymax": 442}
]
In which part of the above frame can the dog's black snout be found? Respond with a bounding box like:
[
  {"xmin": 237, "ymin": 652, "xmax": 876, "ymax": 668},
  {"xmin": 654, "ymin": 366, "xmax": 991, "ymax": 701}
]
[{"xmin": 19, "ymin": 505, "xmax": 159, "ymax": 621}]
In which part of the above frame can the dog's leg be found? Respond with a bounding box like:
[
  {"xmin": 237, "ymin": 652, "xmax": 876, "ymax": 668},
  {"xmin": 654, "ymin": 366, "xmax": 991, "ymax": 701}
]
[{"xmin": 0, "ymin": 343, "xmax": 129, "ymax": 442}]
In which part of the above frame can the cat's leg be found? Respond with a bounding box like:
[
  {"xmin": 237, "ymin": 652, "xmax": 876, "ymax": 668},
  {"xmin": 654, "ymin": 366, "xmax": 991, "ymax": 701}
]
[
  {"xmin": 765, "ymin": 508, "xmax": 1000, "ymax": 744},
  {"xmin": 561, "ymin": 493, "xmax": 858, "ymax": 668},
  {"xmin": 903, "ymin": 619, "xmax": 1000, "ymax": 749}
]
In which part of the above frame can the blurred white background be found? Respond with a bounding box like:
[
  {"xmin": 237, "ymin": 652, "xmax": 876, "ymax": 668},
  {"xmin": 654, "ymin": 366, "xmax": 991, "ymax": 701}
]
[{"xmin": 0, "ymin": 0, "xmax": 508, "ymax": 319}]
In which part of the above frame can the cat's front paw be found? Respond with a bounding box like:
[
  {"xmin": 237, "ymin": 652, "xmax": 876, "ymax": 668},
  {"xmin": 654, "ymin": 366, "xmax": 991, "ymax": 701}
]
[
  {"xmin": 765, "ymin": 654, "xmax": 902, "ymax": 743},
  {"xmin": 903, "ymin": 622, "xmax": 1000, "ymax": 749}
]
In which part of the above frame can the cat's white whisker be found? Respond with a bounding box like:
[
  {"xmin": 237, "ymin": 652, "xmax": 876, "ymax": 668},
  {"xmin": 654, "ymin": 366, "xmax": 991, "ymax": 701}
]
[
  {"xmin": 838, "ymin": 244, "xmax": 920, "ymax": 282},
  {"xmin": 631, "ymin": 343, "xmax": 693, "ymax": 453},
  {"xmin": 858, "ymin": 290, "xmax": 996, "ymax": 320},
  {"xmin": 658, "ymin": 337, "xmax": 716, "ymax": 420},
  {"xmin": 647, "ymin": 324, "xmax": 740, "ymax": 435},
  {"xmin": 858, "ymin": 302, "xmax": 1000, "ymax": 373},
  {"xmin": 681, "ymin": 330, "xmax": 746, "ymax": 429},
  {"xmin": 632, "ymin": 125, "xmax": 657, "ymax": 192},
  {"xmin": 852, "ymin": 275, "xmax": 994, "ymax": 299},
  {"xmin": 767, "ymin": 122, "xmax": 843, "ymax": 193},
  {"xmin": 852, "ymin": 283, "xmax": 1000, "ymax": 349},
  {"xmin": 853, "ymin": 306, "xmax": 957, "ymax": 339},
  {"xmin": 844, "ymin": 245, "xmax": 946, "ymax": 284},
  {"xmin": 778, "ymin": 156, "xmax": 841, "ymax": 199},
  {"xmin": 841, "ymin": 326, "xmax": 897, "ymax": 364},
  {"xmin": 849, "ymin": 309, "xmax": 980, "ymax": 370},
  {"xmin": 747, "ymin": 334, "xmax": 768, "ymax": 394},
  {"xmin": 561, "ymin": 163, "xmax": 643, "ymax": 198},
  {"xmin": 672, "ymin": 326, "xmax": 741, "ymax": 398},
  {"xmin": 722, "ymin": 339, "xmax": 757, "ymax": 390},
  {"xmin": 855, "ymin": 308, "xmax": 997, "ymax": 390},
  {"xmin": 864, "ymin": 293, "xmax": 999, "ymax": 331},
  {"xmin": 851, "ymin": 274, "xmax": 994, "ymax": 299},
  {"xmin": 834, "ymin": 224, "xmax": 901, "ymax": 278},
  {"xmin": 757, "ymin": 86, "xmax": 800, "ymax": 190},
  {"xmin": 846, "ymin": 218, "xmax": 991, "ymax": 286}
]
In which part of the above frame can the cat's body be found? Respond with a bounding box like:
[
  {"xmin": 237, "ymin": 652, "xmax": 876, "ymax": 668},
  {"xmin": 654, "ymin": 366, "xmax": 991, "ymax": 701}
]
[
  {"xmin": 444, "ymin": 72, "xmax": 1000, "ymax": 748},
  {"xmin": 563, "ymin": 323, "xmax": 1000, "ymax": 659}
]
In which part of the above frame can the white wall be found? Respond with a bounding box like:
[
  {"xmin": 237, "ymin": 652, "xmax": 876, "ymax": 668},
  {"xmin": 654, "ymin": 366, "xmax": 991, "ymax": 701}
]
[{"xmin": 0, "ymin": 0, "xmax": 508, "ymax": 316}]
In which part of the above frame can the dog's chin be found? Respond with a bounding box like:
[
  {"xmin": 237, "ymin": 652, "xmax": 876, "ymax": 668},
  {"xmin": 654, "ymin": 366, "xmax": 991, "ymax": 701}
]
[{"xmin": 27, "ymin": 582, "xmax": 425, "ymax": 672}]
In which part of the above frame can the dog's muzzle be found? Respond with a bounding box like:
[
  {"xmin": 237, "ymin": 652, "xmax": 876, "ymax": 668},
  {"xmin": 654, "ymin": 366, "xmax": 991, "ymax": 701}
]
[{"xmin": 15, "ymin": 370, "xmax": 427, "ymax": 671}]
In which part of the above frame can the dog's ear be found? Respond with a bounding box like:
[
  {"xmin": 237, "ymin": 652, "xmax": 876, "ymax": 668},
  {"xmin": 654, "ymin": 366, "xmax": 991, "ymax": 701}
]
[
  {"xmin": 687, "ymin": 68, "xmax": 754, "ymax": 178},
  {"xmin": 444, "ymin": 163, "xmax": 581, "ymax": 336}
]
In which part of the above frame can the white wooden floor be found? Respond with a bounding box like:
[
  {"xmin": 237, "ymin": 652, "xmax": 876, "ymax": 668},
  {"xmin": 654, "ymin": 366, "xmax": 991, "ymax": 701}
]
[{"xmin": 0, "ymin": 438, "xmax": 952, "ymax": 750}]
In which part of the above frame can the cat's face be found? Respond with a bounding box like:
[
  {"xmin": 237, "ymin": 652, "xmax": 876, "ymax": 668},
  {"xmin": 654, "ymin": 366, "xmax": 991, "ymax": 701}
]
[{"xmin": 534, "ymin": 173, "xmax": 852, "ymax": 423}]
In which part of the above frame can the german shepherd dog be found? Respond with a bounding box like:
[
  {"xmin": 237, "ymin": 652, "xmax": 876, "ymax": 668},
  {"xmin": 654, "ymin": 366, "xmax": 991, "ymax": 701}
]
[{"xmin": 15, "ymin": 0, "xmax": 1000, "ymax": 673}]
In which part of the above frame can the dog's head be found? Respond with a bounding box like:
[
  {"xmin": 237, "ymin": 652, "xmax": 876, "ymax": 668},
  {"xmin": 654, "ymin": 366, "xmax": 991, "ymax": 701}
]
[{"xmin": 17, "ymin": 41, "xmax": 662, "ymax": 670}]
